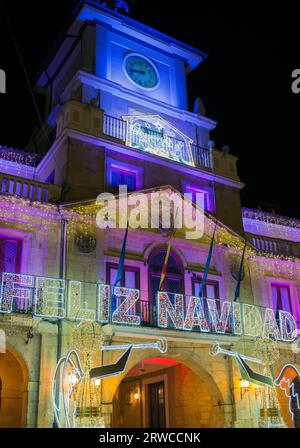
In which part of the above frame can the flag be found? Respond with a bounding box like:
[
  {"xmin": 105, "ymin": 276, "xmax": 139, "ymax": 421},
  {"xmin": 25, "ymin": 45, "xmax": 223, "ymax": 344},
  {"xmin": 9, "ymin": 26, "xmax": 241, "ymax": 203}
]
[
  {"xmin": 159, "ymin": 231, "xmax": 175, "ymax": 291},
  {"xmin": 234, "ymin": 242, "xmax": 247, "ymax": 302},
  {"xmin": 112, "ymin": 223, "xmax": 129, "ymax": 310},
  {"xmin": 198, "ymin": 222, "xmax": 217, "ymax": 298}
]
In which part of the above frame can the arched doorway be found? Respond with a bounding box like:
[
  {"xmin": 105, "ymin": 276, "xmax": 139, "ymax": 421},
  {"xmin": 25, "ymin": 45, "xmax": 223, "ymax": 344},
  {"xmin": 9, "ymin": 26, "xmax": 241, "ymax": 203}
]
[
  {"xmin": 112, "ymin": 356, "xmax": 218, "ymax": 428},
  {"xmin": 0, "ymin": 349, "xmax": 28, "ymax": 428},
  {"xmin": 146, "ymin": 248, "xmax": 184, "ymax": 326}
]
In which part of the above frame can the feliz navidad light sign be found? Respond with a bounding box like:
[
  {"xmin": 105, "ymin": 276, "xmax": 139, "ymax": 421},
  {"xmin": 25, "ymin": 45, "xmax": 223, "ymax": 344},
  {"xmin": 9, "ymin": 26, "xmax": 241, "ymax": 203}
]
[{"xmin": 0, "ymin": 272, "xmax": 297, "ymax": 342}]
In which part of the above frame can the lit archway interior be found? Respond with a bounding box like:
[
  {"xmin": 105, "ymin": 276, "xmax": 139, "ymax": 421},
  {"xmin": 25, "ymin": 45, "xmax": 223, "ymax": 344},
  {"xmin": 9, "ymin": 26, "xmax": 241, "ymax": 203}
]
[
  {"xmin": 112, "ymin": 357, "xmax": 215, "ymax": 428},
  {"xmin": 0, "ymin": 350, "xmax": 28, "ymax": 428}
]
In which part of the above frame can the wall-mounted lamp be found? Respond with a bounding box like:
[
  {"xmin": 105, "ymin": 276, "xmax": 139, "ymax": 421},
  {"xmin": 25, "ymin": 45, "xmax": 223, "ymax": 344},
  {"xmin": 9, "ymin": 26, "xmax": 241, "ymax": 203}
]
[
  {"xmin": 240, "ymin": 379, "xmax": 250, "ymax": 399},
  {"xmin": 133, "ymin": 390, "xmax": 140, "ymax": 401}
]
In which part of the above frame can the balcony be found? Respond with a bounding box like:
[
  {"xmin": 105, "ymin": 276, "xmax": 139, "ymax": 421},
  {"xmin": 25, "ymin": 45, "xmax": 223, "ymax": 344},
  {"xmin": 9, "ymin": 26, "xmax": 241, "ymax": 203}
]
[
  {"xmin": 251, "ymin": 235, "xmax": 298, "ymax": 258},
  {"xmin": 0, "ymin": 173, "xmax": 61, "ymax": 203},
  {"xmin": 103, "ymin": 114, "xmax": 212, "ymax": 170}
]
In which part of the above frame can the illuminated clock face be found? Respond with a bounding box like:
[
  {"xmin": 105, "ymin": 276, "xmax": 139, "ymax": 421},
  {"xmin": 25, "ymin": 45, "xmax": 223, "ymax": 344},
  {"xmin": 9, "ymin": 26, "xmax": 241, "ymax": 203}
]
[{"xmin": 124, "ymin": 54, "xmax": 159, "ymax": 89}]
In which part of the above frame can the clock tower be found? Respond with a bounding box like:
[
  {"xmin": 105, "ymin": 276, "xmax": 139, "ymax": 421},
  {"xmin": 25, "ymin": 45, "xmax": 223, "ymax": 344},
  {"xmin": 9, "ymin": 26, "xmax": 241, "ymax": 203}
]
[{"xmin": 33, "ymin": 0, "xmax": 244, "ymax": 233}]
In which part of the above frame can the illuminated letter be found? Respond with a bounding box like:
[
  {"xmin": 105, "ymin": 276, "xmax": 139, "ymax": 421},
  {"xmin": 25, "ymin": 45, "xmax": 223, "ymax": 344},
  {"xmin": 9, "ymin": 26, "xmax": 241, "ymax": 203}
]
[
  {"xmin": 232, "ymin": 302, "xmax": 242, "ymax": 335},
  {"xmin": 0, "ymin": 273, "xmax": 34, "ymax": 314},
  {"xmin": 97, "ymin": 283, "xmax": 110, "ymax": 323},
  {"xmin": 35, "ymin": 277, "xmax": 65, "ymax": 319},
  {"xmin": 67, "ymin": 281, "xmax": 96, "ymax": 321},
  {"xmin": 243, "ymin": 304, "xmax": 263, "ymax": 337},
  {"xmin": 0, "ymin": 329, "xmax": 6, "ymax": 353},
  {"xmin": 184, "ymin": 296, "xmax": 209, "ymax": 332},
  {"xmin": 262, "ymin": 308, "xmax": 281, "ymax": 340},
  {"xmin": 279, "ymin": 311, "xmax": 297, "ymax": 342},
  {"xmin": 112, "ymin": 287, "xmax": 140, "ymax": 325},
  {"xmin": 158, "ymin": 292, "xmax": 184, "ymax": 329},
  {"xmin": 207, "ymin": 299, "xmax": 231, "ymax": 334}
]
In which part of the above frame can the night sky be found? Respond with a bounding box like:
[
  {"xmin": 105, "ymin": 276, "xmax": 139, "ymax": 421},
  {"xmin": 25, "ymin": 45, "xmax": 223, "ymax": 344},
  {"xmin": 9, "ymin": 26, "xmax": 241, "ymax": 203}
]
[{"xmin": 0, "ymin": 0, "xmax": 299, "ymax": 218}]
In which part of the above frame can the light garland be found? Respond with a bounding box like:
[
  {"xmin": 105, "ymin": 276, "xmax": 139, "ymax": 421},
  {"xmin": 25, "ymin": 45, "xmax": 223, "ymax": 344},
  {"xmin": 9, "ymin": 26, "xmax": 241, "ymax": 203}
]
[
  {"xmin": 243, "ymin": 208, "xmax": 300, "ymax": 230},
  {"xmin": 0, "ymin": 146, "xmax": 42, "ymax": 167}
]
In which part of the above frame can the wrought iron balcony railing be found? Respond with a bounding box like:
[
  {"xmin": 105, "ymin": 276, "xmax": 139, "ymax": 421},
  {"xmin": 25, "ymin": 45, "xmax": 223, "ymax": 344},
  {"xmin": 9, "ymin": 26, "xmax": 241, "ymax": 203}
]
[{"xmin": 103, "ymin": 114, "xmax": 212, "ymax": 170}]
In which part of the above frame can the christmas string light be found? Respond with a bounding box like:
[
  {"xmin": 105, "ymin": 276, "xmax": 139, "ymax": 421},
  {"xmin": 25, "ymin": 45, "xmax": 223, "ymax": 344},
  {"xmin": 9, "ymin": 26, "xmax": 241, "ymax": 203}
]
[
  {"xmin": 157, "ymin": 292, "xmax": 184, "ymax": 329},
  {"xmin": 0, "ymin": 272, "xmax": 34, "ymax": 313},
  {"xmin": 97, "ymin": 283, "xmax": 110, "ymax": 323},
  {"xmin": 207, "ymin": 299, "xmax": 231, "ymax": 334},
  {"xmin": 35, "ymin": 276, "xmax": 65, "ymax": 319},
  {"xmin": 243, "ymin": 208, "xmax": 300, "ymax": 230},
  {"xmin": 112, "ymin": 287, "xmax": 140, "ymax": 326},
  {"xmin": 0, "ymin": 146, "xmax": 42, "ymax": 167},
  {"xmin": 232, "ymin": 302, "xmax": 242, "ymax": 335},
  {"xmin": 67, "ymin": 281, "xmax": 96, "ymax": 322},
  {"xmin": 243, "ymin": 304, "xmax": 263, "ymax": 338},
  {"xmin": 278, "ymin": 311, "xmax": 298, "ymax": 342},
  {"xmin": 262, "ymin": 308, "xmax": 281, "ymax": 340},
  {"xmin": 183, "ymin": 296, "xmax": 209, "ymax": 332}
]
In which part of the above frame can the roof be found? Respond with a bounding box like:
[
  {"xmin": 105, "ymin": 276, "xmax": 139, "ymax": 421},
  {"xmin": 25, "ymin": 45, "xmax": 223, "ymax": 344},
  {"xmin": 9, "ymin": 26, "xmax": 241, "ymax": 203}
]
[{"xmin": 35, "ymin": 1, "xmax": 208, "ymax": 88}]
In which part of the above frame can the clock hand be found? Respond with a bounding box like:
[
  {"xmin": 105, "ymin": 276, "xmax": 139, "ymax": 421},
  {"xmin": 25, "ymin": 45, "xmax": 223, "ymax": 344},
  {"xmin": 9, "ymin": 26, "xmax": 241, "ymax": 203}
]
[{"xmin": 130, "ymin": 69, "xmax": 146, "ymax": 75}]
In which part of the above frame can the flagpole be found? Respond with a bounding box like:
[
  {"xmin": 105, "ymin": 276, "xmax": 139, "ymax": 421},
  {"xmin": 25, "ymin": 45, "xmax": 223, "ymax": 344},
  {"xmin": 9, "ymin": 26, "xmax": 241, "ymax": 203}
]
[{"xmin": 234, "ymin": 241, "xmax": 247, "ymax": 302}]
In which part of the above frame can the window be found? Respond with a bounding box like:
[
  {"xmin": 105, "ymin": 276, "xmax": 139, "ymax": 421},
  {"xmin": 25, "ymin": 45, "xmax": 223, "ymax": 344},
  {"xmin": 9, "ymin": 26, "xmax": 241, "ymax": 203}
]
[
  {"xmin": 271, "ymin": 284, "xmax": 292, "ymax": 313},
  {"xmin": 192, "ymin": 278, "xmax": 220, "ymax": 313},
  {"xmin": 192, "ymin": 279, "xmax": 219, "ymax": 300},
  {"xmin": 148, "ymin": 249, "xmax": 184, "ymax": 326},
  {"xmin": 107, "ymin": 263, "xmax": 140, "ymax": 316},
  {"xmin": 0, "ymin": 236, "xmax": 22, "ymax": 275},
  {"xmin": 111, "ymin": 168, "xmax": 136, "ymax": 191},
  {"xmin": 106, "ymin": 158, "xmax": 143, "ymax": 192},
  {"xmin": 183, "ymin": 183, "xmax": 214, "ymax": 213},
  {"xmin": 106, "ymin": 263, "xmax": 140, "ymax": 289}
]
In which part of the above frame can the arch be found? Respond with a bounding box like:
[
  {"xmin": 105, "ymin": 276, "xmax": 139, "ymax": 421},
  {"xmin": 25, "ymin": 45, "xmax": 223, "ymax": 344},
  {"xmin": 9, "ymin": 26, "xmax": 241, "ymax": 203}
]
[
  {"xmin": 106, "ymin": 347, "xmax": 226, "ymax": 428},
  {"xmin": 144, "ymin": 243, "xmax": 187, "ymax": 269},
  {"xmin": 0, "ymin": 345, "xmax": 29, "ymax": 428}
]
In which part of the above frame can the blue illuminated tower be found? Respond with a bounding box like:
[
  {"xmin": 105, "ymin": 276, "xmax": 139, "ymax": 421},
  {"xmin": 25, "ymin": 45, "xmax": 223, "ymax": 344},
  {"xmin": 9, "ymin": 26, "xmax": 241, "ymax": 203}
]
[{"xmin": 32, "ymin": 1, "xmax": 244, "ymax": 233}]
